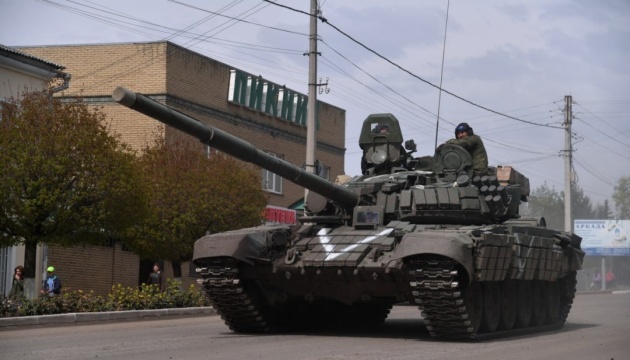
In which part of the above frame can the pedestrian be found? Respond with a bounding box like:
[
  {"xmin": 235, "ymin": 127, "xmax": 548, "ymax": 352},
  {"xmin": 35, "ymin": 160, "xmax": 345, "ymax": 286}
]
[
  {"xmin": 441, "ymin": 123, "xmax": 489, "ymax": 176},
  {"xmin": 41, "ymin": 266, "xmax": 62, "ymax": 296},
  {"xmin": 8, "ymin": 265, "xmax": 25, "ymax": 298},
  {"xmin": 147, "ymin": 263, "xmax": 165, "ymax": 291},
  {"xmin": 591, "ymin": 271, "xmax": 602, "ymax": 290},
  {"xmin": 605, "ymin": 269, "xmax": 615, "ymax": 288}
]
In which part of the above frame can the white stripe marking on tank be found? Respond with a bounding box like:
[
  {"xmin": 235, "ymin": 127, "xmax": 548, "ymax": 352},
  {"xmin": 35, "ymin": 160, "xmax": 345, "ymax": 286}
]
[
  {"xmin": 324, "ymin": 228, "xmax": 393, "ymax": 261},
  {"xmin": 316, "ymin": 228, "xmax": 335, "ymax": 253}
]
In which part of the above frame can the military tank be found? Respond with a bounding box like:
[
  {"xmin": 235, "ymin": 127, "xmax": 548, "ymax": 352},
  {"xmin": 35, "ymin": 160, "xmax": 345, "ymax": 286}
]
[{"xmin": 113, "ymin": 87, "xmax": 584, "ymax": 339}]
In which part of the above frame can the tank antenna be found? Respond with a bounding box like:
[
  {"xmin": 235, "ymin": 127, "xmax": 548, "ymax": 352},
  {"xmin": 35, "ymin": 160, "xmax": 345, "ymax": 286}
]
[{"xmin": 434, "ymin": 0, "xmax": 451, "ymax": 149}]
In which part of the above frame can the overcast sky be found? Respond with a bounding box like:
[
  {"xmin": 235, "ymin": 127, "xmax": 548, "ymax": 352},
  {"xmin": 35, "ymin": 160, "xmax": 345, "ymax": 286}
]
[{"xmin": 1, "ymin": 0, "xmax": 629, "ymax": 211}]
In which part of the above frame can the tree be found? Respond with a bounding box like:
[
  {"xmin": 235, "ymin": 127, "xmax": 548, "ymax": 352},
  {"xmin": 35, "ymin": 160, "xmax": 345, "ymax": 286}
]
[
  {"xmin": 594, "ymin": 200, "xmax": 613, "ymax": 220},
  {"xmin": 522, "ymin": 182, "xmax": 564, "ymax": 230},
  {"xmin": 571, "ymin": 184, "xmax": 595, "ymax": 220},
  {"xmin": 0, "ymin": 90, "xmax": 147, "ymax": 250},
  {"xmin": 521, "ymin": 182, "xmax": 595, "ymax": 231},
  {"xmin": 613, "ymin": 176, "xmax": 630, "ymax": 219},
  {"xmin": 127, "ymin": 137, "xmax": 268, "ymax": 278}
]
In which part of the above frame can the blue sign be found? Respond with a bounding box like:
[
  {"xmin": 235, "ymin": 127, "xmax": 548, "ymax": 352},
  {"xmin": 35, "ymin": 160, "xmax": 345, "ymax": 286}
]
[{"xmin": 575, "ymin": 220, "xmax": 629, "ymax": 257}]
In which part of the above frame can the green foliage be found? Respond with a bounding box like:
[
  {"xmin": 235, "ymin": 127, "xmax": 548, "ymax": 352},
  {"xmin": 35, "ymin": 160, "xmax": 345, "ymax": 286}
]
[
  {"xmin": 14, "ymin": 294, "xmax": 67, "ymax": 316},
  {"xmin": 522, "ymin": 182, "xmax": 565, "ymax": 230},
  {"xmin": 571, "ymin": 184, "xmax": 595, "ymax": 220},
  {"xmin": 613, "ymin": 176, "xmax": 630, "ymax": 219},
  {"xmin": 0, "ymin": 89, "xmax": 148, "ymax": 248},
  {"xmin": 126, "ymin": 137, "xmax": 268, "ymax": 272},
  {"xmin": 61, "ymin": 290, "xmax": 109, "ymax": 313},
  {"xmin": 0, "ymin": 280, "xmax": 210, "ymax": 317},
  {"xmin": 522, "ymin": 182, "xmax": 596, "ymax": 230},
  {"xmin": 594, "ymin": 199, "xmax": 613, "ymax": 220}
]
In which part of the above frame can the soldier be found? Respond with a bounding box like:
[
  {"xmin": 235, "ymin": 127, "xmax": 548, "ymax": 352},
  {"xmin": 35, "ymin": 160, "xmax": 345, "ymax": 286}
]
[
  {"xmin": 372, "ymin": 123, "xmax": 390, "ymax": 134},
  {"xmin": 443, "ymin": 122, "xmax": 488, "ymax": 176}
]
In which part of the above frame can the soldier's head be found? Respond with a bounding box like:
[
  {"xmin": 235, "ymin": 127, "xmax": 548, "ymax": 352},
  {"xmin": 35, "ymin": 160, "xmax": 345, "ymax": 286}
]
[
  {"xmin": 455, "ymin": 123, "xmax": 473, "ymax": 139},
  {"xmin": 372, "ymin": 123, "xmax": 390, "ymax": 134}
]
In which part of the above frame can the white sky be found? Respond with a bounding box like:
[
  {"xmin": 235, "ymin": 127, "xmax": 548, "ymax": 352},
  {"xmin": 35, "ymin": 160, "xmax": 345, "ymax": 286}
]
[{"xmin": 1, "ymin": 0, "xmax": 629, "ymax": 210}]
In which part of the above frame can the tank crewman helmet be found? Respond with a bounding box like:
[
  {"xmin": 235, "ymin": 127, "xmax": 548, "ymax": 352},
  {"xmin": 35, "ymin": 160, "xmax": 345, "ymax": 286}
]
[{"xmin": 455, "ymin": 122, "xmax": 474, "ymax": 137}]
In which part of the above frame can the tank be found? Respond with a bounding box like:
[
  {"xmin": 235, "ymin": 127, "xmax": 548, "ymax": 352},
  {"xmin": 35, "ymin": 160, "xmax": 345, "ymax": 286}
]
[{"xmin": 113, "ymin": 87, "xmax": 584, "ymax": 339}]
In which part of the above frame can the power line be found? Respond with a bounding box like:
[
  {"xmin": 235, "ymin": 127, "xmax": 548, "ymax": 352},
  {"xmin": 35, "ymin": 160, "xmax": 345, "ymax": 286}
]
[
  {"xmin": 263, "ymin": 0, "xmax": 564, "ymax": 130},
  {"xmin": 484, "ymin": 137, "xmax": 559, "ymax": 156},
  {"xmin": 319, "ymin": 40, "xmax": 446, "ymax": 129},
  {"xmin": 573, "ymin": 156, "xmax": 616, "ymax": 187},
  {"xmin": 573, "ymin": 102, "xmax": 630, "ymax": 148},
  {"xmin": 168, "ymin": 0, "xmax": 308, "ymax": 36}
]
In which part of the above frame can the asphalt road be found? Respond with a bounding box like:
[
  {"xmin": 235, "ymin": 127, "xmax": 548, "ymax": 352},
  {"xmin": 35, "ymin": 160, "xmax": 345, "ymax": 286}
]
[{"xmin": 1, "ymin": 292, "xmax": 628, "ymax": 360}]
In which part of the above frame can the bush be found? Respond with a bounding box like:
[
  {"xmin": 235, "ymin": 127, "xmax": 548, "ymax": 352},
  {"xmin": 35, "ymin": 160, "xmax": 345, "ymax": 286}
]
[
  {"xmin": 1, "ymin": 297, "xmax": 24, "ymax": 317},
  {"xmin": 0, "ymin": 280, "xmax": 210, "ymax": 318}
]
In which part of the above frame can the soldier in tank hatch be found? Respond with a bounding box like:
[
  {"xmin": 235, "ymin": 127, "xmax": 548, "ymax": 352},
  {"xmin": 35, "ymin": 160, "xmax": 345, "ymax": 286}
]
[{"xmin": 442, "ymin": 122, "xmax": 488, "ymax": 176}]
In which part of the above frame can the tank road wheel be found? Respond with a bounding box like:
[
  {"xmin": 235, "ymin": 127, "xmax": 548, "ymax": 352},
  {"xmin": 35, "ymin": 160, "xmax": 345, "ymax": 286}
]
[
  {"xmin": 515, "ymin": 281, "xmax": 532, "ymax": 328},
  {"xmin": 530, "ymin": 280, "xmax": 548, "ymax": 326},
  {"xmin": 546, "ymin": 281, "xmax": 561, "ymax": 324},
  {"xmin": 463, "ymin": 281, "xmax": 483, "ymax": 335},
  {"xmin": 480, "ymin": 282, "xmax": 501, "ymax": 332},
  {"xmin": 499, "ymin": 281, "xmax": 518, "ymax": 330}
]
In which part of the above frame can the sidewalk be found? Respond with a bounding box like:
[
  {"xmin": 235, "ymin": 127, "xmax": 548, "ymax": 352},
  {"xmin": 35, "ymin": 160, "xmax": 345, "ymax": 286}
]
[
  {"xmin": 0, "ymin": 306, "xmax": 216, "ymax": 328},
  {"xmin": 3, "ymin": 288, "xmax": 628, "ymax": 328}
]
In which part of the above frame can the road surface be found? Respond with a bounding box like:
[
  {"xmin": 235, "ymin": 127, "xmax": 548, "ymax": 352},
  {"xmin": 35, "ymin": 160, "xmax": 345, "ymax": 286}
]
[{"xmin": 1, "ymin": 292, "xmax": 628, "ymax": 360}]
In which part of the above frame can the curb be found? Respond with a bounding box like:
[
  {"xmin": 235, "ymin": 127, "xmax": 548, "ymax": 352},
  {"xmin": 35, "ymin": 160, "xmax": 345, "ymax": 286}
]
[{"xmin": 0, "ymin": 307, "xmax": 216, "ymax": 328}]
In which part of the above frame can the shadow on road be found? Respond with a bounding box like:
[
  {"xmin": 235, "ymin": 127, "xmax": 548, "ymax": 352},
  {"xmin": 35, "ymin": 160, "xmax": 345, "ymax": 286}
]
[{"xmin": 224, "ymin": 317, "xmax": 600, "ymax": 343}]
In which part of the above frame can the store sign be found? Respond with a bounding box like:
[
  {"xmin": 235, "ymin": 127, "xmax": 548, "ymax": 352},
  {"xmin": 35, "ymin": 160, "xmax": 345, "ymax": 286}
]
[
  {"xmin": 574, "ymin": 219, "xmax": 630, "ymax": 256},
  {"xmin": 265, "ymin": 205, "xmax": 296, "ymax": 225},
  {"xmin": 227, "ymin": 69, "xmax": 319, "ymax": 129}
]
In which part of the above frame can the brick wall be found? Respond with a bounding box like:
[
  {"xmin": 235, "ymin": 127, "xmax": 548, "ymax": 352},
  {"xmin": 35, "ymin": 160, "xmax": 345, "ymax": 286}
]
[
  {"xmin": 21, "ymin": 41, "xmax": 347, "ymax": 295},
  {"xmin": 23, "ymin": 41, "xmax": 347, "ymax": 207},
  {"xmin": 47, "ymin": 243, "xmax": 139, "ymax": 295},
  {"xmin": 22, "ymin": 42, "xmax": 167, "ymax": 97}
]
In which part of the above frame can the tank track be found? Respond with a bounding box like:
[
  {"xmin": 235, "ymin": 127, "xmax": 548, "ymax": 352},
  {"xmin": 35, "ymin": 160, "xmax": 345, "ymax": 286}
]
[
  {"xmin": 408, "ymin": 257, "xmax": 577, "ymax": 340},
  {"xmin": 558, "ymin": 271, "xmax": 577, "ymax": 324},
  {"xmin": 198, "ymin": 257, "xmax": 396, "ymax": 332},
  {"xmin": 198, "ymin": 257, "xmax": 271, "ymax": 333}
]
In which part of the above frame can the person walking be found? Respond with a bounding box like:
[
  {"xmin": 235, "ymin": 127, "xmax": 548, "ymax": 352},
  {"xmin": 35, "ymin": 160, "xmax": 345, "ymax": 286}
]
[
  {"xmin": 605, "ymin": 269, "xmax": 615, "ymax": 288},
  {"xmin": 41, "ymin": 266, "xmax": 61, "ymax": 296},
  {"xmin": 8, "ymin": 265, "xmax": 25, "ymax": 298},
  {"xmin": 591, "ymin": 271, "xmax": 602, "ymax": 290},
  {"xmin": 147, "ymin": 263, "xmax": 166, "ymax": 291}
]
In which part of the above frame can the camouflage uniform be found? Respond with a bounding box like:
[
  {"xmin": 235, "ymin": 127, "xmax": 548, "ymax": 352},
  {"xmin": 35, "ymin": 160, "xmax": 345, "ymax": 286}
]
[{"xmin": 447, "ymin": 134, "xmax": 488, "ymax": 176}]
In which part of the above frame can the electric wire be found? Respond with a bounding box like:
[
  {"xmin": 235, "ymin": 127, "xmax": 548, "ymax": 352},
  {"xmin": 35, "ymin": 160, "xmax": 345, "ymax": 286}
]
[
  {"xmin": 263, "ymin": 0, "xmax": 564, "ymax": 130},
  {"xmin": 168, "ymin": 0, "xmax": 308, "ymax": 36},
  {"xmin": 26, "ymin": 1, "xmax": 627, "ymax": 201}
]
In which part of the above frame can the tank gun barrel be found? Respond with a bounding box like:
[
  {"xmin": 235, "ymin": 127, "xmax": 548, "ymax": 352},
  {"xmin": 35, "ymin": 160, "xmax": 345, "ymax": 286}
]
[{"xmin": 113, "ymin": 87, "xmax": 359, "ymax": 209}]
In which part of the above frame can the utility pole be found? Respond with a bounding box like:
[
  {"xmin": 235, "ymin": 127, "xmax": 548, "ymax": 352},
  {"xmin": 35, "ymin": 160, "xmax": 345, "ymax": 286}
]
[
  {"xmin": 563, "ymin": 95, "xmax": 573, "ymax": 232},
  {"xmin": 304, "ymin": 0, "xmax": 318, "ymax": 200}
]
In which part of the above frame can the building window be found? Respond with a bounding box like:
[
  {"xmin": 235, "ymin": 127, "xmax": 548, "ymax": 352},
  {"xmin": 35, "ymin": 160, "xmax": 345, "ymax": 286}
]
[
  {"xmin": 319, "ymin": 165, "xmax": 330, "ymax": 181},
  {"xmin": 311, "ymin": 160, "xmax": 329, "ymax": 181},
  {"xmin": 262, "ymin": 152, "xmax": 283, "ymax": 194}
]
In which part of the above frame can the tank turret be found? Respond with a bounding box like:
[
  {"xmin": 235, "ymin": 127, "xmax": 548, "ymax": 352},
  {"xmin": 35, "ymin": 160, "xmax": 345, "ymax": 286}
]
[{"xmin": 113, "ymin": 86, "xmax": 582, "ymax": 340}]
